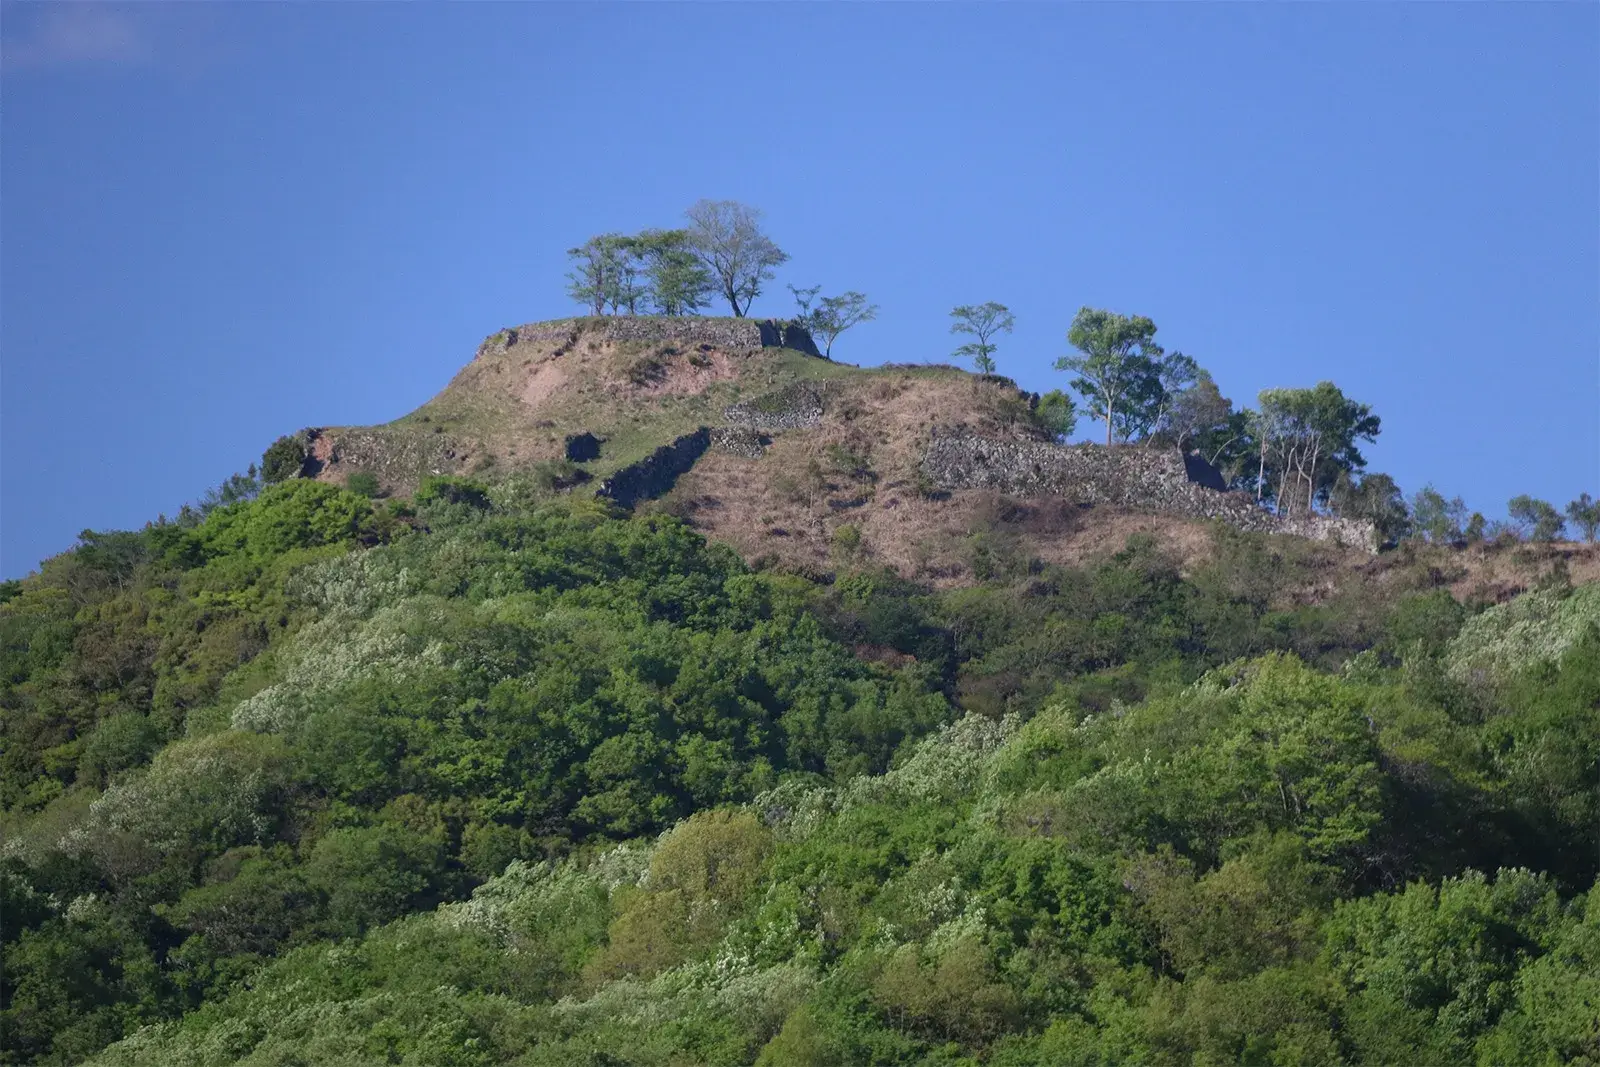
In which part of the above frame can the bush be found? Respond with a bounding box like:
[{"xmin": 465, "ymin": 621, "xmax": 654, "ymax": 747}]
[
  {"xmin": 260, "ymin": 434, "xmax": 309, "ymax": 484},
  {"xmin": 345, "ymin": 471, "xmax": 381, "ymax": 498}
]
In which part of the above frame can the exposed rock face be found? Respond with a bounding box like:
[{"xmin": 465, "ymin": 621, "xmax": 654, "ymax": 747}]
[
  {"xmin": 310, "ymin": 426, "xmax": 463, "ymax": 484},
  {"xmin": 597, "ymin": 429, "xmax": 712, "ymax": 510},
  {"xmin": 923, "ymin": 431, "xmax": 1378, "ymax": 552}
]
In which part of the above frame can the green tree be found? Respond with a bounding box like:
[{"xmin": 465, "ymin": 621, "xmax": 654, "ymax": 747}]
[
  {"xmin": 565, "ymin": 233, "xmax": 635, "ymax": 315},
  {"xmin": 1156, "ymin": 368, "xmax": 1234, "ymax": 454},
  {"xmin": 260, "ymin": 434, "xmax": 308, "ymax": 484},
  {"xmin": 1255, "ymin": 383, "xmax": 1381, "ymax": 515},
  {"xmin": 635, "ymin": 228, "xmax": 714, "ymax": 315},
  {"xmin": 1564, "ymin": 492, "xmax": 1599, "ymax": 542},
  {"xmin": 1508, "ymin": 495, "xmax": 1566, "ymax": 541},
  {"xmin": 804, "ymin": 291, "xmax": 878, "ymax": 358},
  {"xmin": 1331, "ymin": 471, "xmax": 1411, "ymax": 544},
  {"xmin": 684, "ymin": 199, "xmax": 788, "ymax": 317},
  {"xmin": 1411, "ymin": 485, "xmax": 1467, "ymax": 543},
  {"xmin": 1055, "ymin": 307, "xmax": 1193, "ymax": 445},
  {"xmin": 1034, "ymin": 389, "xmax": 1078, "ymax": 440},
  {"xmin": 949, "ymin": 302, "xmax": 1015, "ymax": 375}
]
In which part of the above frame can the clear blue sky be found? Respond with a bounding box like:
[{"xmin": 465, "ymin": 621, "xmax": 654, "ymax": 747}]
[{"xmin": 3, "ymin": 2, "xmax": 1597, "ymax": 577}]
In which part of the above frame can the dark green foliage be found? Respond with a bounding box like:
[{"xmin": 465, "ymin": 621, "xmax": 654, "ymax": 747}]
[
  {"xmin": 3, "ymin": 462, "xmax": 1597, "ymax": 1065},
  {"xmin": 1509, "ymin": 494, "xmax": 1567, "ymax": 541},
  {"xmin": 1567, "ymin": 492, "xmax": 1600, "ymax": 542},
  {"xmin": 259, "ymin": 434, "xmax": 309, "ymax": 484},
  {"xmin": 344, "ymin": 471, "xmax": 380, "ymax": 498}
]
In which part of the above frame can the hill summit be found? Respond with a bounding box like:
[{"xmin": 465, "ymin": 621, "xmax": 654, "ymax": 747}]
[{"xmin": 280, "ymin": 315, "xmax": 1380, "ymax": 581}]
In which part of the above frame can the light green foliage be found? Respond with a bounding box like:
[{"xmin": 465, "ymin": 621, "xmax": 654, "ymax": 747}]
[
  {"xmin": 950, "ymin": 301, "xmax": 1015, "ymax": 375},
  {"xmin": 799, "ymin": 290, "xmax": 878, "ymax": 358},
  {"xmin": 1054, "ymin": 306, "xmax": 1175, "ymax": 445},
  {"xmin": 1445, "ymin": 582, "xmax": 1600, "ymax": 688},
  {"xmin": 6, "ymin": 442, "xmax": 1599, "ymax": 1065},
  {"xmin": 73, "ymin": 632, "xmax": 1600, "ymax": 1067},
  {"xmin": 1255, "ymin": 381, "xmax": 1381, "ymax": 516},
  {"xmin": 1410, "ymin": 483, "xmax": 1468, "ymax": 543},
  {"xmin": 1567, "ymin": 492, "xmax": 1600, "ymax": 542},
  {"xmin": 1034, "ymin": 388, "xmax": 1078, "ymax": 440}
]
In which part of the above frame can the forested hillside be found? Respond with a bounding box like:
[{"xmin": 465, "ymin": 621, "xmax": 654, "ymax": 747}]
[{"xmin": 3, "ymin": 464, "xmax": 1597, "ymax": 1065}]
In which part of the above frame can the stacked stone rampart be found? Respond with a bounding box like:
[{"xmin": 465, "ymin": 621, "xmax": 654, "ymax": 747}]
[
  {"xmin": 475, "ymin": 317, "xmax": 823, "ymax": 361},
  {"xmin": 723, "ymin": 382, "xmax": 828, "ymax": 432},
  {"xmin": 710, "ymin": 427, "xmax": 769, "ymax": 458},
  {"xmin": 923, "ymin": 431, "xmax": 1377, "ymax": 552},
  {"xmin": 596, "ymin": 429, "xmax": 712, "ymax": 510}
]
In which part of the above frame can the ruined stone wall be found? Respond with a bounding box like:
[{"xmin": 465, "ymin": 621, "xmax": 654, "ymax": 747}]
[
  {"xmin": 475, "ymin": 317, "xmax": 823, "ymax": 361},
  {"xmin": 923, "ymin": 432, "xmax": 1378, "ymax": 552},
  {"xmin": 604, "ymin": 317, "xmax": 821, "ymax": 355},
  {"xmin": 596, "ymin": 429, "xmax": 712, "ymax": 510},
  {"xmin": 723, "ymin": 382, "xmax": 829, "ymax": 432},
  {"xmin": 709, "ymin": 427, "xmax": 769, "ymax": 458}
]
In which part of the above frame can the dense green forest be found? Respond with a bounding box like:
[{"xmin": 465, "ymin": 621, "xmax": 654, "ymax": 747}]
[{"xmin": 3, "ymin": 470, "xmax": 1598, "ymax": 1065}]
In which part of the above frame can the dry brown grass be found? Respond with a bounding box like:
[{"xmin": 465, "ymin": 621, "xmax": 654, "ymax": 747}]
[{"xmin": 310, "ymin": 318, "xmax": 1599, "ymax": 605}]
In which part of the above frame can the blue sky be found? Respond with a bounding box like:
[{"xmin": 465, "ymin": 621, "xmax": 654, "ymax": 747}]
[{"xmin": 3, "ymin": 2, "xmax": 1596, "ymax": 577}]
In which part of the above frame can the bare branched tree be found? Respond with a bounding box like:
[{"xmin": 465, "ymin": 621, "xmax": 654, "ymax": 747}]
[{"xmin": 684, "ymin": 200, "xmax": 789, "ymax": 317}]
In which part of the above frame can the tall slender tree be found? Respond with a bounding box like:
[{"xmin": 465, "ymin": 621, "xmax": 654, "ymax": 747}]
[
  {"xmin": 949, "ymin": 303, "xmax": 1015, "ymax": 375},
  {"xmin": 1255, "ymin": 383, "xmax": 1381, "ymax": 515}
]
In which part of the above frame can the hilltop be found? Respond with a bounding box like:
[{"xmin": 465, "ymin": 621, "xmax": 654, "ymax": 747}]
[{"xmin": 285, "ymin": 315, "xmax": 1594, "ymax": 597}]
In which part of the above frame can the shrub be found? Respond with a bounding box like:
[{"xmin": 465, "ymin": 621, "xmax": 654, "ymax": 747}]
[
  {"xmin": 260, "ymin": 434, "xmax": 309, "ymax": 484},
  {"xmin": 345, "ymin": 471, "xmax": 381, "ymax": 498}
]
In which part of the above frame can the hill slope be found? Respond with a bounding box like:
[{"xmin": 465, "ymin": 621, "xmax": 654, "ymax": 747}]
[
  {"xmin": 3, "ymin": 336, "xmax": 1598, "ymax": 1062},
  {"xmin": 300, "ymin": 315, "xmax": 1596, "ymax": 596}
]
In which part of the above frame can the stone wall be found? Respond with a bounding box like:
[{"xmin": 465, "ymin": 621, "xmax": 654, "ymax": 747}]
[
  {"xmin": 723, "ymin": 382, "xmax": 829, "ymax": 432},
  {"xmin": 603, "ymin": 317, "xmax": 821, "ymax": 355},
  {"xmin": 923, "ymin": 431, "xmax": 1378, "ymax": 552},
  {"xmin": 476, "ymin": 317, "xmax": 823, "ymax": 361},
  {"xmin": 710, "ymin": 427, "xmax": 769, "ymax": 458},
  {"xmin": 596, "ymin": 429, "xmax": 712, "ymax": 510}
]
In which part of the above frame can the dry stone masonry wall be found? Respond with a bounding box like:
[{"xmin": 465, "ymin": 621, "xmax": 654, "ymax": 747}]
[
  {"xmin": 923, "ymin": 431, "xmax": 1378, "ymax": 552},
  {"xmin": 723, "ymin": 382, "xmax": 830, "ymax": 432},
  {"xmin": 596, "ymin": 429, "xmax": 712, "ymax": 510},
  {"xmin": 709, "ymin": 427, "xmax": 769, "ymax": 458},
  {"xmin": 475, "ymin": 317, "xmax": 823, "ymax": 361}
]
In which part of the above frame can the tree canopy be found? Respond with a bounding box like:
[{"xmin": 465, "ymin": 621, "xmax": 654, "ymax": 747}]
[
  {"xmin": 684, "ymin": 199, "xmax": 789, "ymax": 317},
  {"xmin": 949, "ymin": 302, "xmax": 1015, "ymax": 375}
]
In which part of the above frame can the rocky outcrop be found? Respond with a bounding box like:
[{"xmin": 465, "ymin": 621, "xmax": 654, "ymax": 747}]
[
  {"xmin": 312, "ymin": 426, "xmax": 464, "ymax": 484},
  {"xmin": 923, "ymin": 431, "xmax": 1378, "ymax": 552},
  {"xmin": 597, "ymin": 429, "xmax": 712, "ymax": 510}
]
